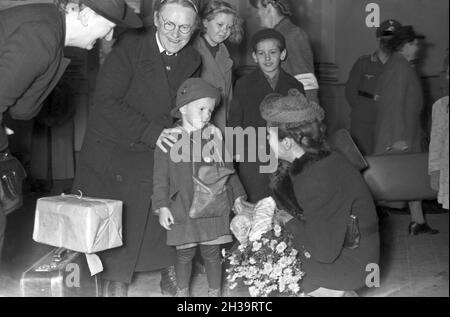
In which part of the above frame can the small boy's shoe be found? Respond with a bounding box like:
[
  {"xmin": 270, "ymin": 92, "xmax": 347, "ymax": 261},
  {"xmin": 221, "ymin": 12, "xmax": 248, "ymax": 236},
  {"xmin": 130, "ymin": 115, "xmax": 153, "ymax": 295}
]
[
  {"xmin": 208, "ymin": 288, "xmax": 221, "ymax": 297},
  {"xmin": 176, "ymin": 288, "xmax": 190, "ymax": 297},
  {"xmin": 103, "ymin": 280, "xmax": 128, "ymax": 297},
  {"xmin": 408, "ymin": 222, "xmax": 439, "ymax": 236}
]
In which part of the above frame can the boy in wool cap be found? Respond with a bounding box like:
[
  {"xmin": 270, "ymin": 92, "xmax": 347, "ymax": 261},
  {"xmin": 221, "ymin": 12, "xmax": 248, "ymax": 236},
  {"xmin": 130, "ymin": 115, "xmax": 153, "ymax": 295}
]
[
  {"xmin": 228, "ymin": 28, "xmax": 305, "ymax": 204},
  {"xmin": 152, "ymin": 78, "xmax": 246, "ymax": 297}
]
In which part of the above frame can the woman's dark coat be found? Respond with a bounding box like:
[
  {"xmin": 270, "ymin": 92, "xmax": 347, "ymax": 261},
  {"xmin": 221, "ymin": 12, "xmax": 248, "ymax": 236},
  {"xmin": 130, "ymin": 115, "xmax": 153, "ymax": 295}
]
[
  {"xmin": 228, "ymin": 68, "xmax": 304, "ymax": 203},
  {"xmin": 72, "ymin": 27, "xmax": 201, "ymax": 284},
  {"xmin": 282, "ymin": 152, "xmax": 380, "ymax": 292},
  {"xmin": 374, "ymin": 52, "xmax": 424, "ymax": 154}
]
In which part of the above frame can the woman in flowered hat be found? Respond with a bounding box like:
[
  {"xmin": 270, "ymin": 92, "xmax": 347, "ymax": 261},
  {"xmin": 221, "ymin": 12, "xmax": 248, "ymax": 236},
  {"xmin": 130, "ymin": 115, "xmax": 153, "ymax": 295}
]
[{"xmin": 261, "ymin": 89, "xmax": 380, "ymax": 296}]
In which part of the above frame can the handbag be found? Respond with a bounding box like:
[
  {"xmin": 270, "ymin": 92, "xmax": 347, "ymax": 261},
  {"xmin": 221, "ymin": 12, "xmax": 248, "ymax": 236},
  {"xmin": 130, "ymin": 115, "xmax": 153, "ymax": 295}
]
[
  {"xmin": 343, "ymin": 213, "xmax": 361, "ymax": 250},
  {"xmin": 0, "ymin": 152, "xmax": 27, "ymax": 215},
  {"xmin": 189, "ymin": 159, "xmax": 234, "ymax": 219}
]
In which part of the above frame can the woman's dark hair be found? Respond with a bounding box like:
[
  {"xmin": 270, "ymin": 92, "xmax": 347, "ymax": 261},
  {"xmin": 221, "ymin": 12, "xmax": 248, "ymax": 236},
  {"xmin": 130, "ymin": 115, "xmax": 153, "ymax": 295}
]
[
  {"xmin": 200, "ymin": 0, "xmax": 243, "ymax": 44},
  {"xmin": 269, "ymin": 120, "xmax": 329, "ymax": 154}
]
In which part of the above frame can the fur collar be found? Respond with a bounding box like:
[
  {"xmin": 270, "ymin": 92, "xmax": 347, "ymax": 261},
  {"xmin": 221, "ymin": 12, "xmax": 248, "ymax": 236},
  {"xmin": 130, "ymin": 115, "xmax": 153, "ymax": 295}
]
[{"xmin": 290, "ymin": 150, "xmax": 332, "ymax": 177}]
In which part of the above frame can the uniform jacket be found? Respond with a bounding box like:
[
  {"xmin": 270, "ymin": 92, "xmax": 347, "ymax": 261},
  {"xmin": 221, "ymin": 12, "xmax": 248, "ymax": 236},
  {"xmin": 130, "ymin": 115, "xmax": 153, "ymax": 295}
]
[
  {"xmin": 72, "ymin": 27, "xmax": 201, "ymax": 283},
  {"xmin": 345, "ymin": 52, "xmax": 384, "ymax": 155},
  {"xmin": 152, "ymin": 125, "xmax": 247, "ymax": 247},
  {"xmin": 0, "ymin": 4, "xmax": 70, "ymax": 150},
  {"xmin": 228, "ymin": 68, "xmax": 304, "ymax": 203},
  {"xmin": 282, "ymin": 151, "xmax": 380, "ymax": 292},
  {"xmin": 374, "ymin": 52, "xmax": 424, "ymax": 154},
  {"xmin": 193, "ymin": 36, "xmax": 233, "ymax": 132}
]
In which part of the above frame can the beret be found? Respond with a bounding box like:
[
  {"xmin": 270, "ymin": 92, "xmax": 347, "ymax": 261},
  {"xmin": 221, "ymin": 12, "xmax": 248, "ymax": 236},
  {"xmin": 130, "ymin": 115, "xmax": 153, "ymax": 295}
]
[{"xmin": 172, "ymin": 78, "xmax": 221, "ymax": 118}]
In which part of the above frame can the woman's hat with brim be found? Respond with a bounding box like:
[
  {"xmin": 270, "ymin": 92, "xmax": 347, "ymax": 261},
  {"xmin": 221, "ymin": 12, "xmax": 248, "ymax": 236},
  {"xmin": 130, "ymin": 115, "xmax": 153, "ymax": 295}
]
[
  {"xmin": 260, "ymin": 89, "xmax": 325, "ymax": 124},
  {"xmin": 171, "ymin": 78, "xmax": 221, "ymax": 119},
  {"xmin": 81, "ymin": 0, "xmax": 143, "ymax": 28},
  {"xmin": 376, "ymin": 19, "xmax": 402, "ymax": 38},
  {"xmin": 388, "ymin": 25, "xmax": 426, "ymax": 49}
]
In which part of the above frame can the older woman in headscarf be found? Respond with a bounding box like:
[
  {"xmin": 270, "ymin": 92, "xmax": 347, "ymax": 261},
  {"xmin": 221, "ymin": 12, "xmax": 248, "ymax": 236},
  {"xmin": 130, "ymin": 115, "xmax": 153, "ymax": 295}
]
[
  {"xmin": 73, "ymin": 0, "xmax": 201, "ymax": 297},
  {"xmin": 261, "ymin": 90, "xmax": 380, "ymax": 296}
]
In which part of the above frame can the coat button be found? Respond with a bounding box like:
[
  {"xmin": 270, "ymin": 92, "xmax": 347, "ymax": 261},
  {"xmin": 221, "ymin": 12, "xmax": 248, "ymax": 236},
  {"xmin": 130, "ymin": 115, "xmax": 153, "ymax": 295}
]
[{"xmin": 116, "ymin": 175, "xmax": 123, "ymax": 182}]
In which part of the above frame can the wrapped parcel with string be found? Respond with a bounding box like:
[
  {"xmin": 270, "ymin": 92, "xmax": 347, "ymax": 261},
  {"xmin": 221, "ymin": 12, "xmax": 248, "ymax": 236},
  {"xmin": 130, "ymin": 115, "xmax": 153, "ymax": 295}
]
[{"xmin": 33, "ymin": 194, "xmax": 123, "ymax": 254}]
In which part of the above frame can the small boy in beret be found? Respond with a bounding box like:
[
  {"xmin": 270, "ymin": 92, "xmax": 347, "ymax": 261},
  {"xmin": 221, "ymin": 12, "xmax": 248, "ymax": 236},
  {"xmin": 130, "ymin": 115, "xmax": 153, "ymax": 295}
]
[
  {"xmin": 152, "ymin": 78, "xmax": 246, "ymax": 297},
  {"xmin": 228, "ymin": 28, "xmax": 305, "ymax": 203}
]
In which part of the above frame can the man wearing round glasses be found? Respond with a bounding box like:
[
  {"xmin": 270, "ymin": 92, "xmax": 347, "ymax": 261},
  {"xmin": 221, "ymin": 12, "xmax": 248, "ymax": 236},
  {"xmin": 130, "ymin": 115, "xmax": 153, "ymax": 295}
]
[
  {"xmin": 155, "ymin": 3, "xmax": 197, "ymax": 55},
  {"xmin": 73, "ymin": 0, "xmax": 201, "ymax": 297}
]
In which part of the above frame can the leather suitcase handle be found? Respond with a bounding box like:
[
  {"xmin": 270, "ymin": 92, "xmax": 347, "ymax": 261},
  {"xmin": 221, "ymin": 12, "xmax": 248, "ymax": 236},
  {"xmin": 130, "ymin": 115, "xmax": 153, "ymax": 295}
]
[{"xmin": 53, "ymin": 248, "xmax": 68, "ymax": 262}]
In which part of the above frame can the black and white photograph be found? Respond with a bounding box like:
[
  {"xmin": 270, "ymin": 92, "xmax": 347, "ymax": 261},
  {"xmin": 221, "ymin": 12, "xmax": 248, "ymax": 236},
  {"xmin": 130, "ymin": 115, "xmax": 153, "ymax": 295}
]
[{"xmin": 0, "ymin": 0, "xmax": 448, "ymax": 301}]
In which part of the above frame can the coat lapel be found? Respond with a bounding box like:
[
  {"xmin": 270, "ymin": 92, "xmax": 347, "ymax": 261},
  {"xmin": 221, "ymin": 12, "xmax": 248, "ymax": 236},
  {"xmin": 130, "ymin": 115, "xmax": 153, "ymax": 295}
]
[{"xmin": 140, "ymin": 28, "xmax": 172, "ymax": 108}]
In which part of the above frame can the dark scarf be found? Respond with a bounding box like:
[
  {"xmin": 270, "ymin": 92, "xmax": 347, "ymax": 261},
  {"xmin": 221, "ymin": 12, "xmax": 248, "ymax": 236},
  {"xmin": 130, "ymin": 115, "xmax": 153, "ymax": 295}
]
[{"xmin": 269, "ymin": 150, "xmax": 331, "ymax": 220}]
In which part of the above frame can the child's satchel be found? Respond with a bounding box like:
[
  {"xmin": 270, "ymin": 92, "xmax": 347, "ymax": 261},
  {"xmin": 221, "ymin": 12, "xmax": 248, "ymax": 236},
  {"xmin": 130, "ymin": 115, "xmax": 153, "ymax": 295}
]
[
  {"xmin": 189, "ymin": 161, "xmax": 234, "ymax": 220},
  {"xmin": 343, "ymin": 214, "xmax": 361, "ymax": 250}
]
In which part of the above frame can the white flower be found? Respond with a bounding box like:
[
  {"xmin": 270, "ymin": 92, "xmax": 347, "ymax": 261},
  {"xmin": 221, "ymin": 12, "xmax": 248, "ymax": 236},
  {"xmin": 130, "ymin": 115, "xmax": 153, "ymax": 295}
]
[
  {"xmin": 249, "ymin": 257, "xmax": 257, "ymax": 265},
  {"xmin": 221, "ymin": 249, "xmax": 227, "ymax": 258},
  {"xmin": 230, "ymin": 257, "xmax": 238, "ymax": 265},
  {"xmin": 229, "ymin": 283, "xmax": 238, "ymax": 290},
  {"xmin": 238, "ymin": 244, "xmax": 246, "ymax": 252},
  {"xmin": 289, "ymin": 283, "xmax": 300, "ymax": 293},
  {"xmin": 252, "ymin": 242, "xmax": 262, "ymax": 252},
  {"xmin": 272, "ymin": 266, "xmax": 283, "ymax": 278},
  {"xmin": 283, "ymin": 267, "xmax": 293, "ymax": 276},
  {"xmin": 263, "ymin": 263, "xmax": 273, "ymax": 274},
  {"xmin": 249, "ymin": 286, "xmax": 259, "ymax": 297},
  {"xmin": 279, "ymin": 256, "xmax": 290, "ymax": 268},
  {"xmin": 276, "ymin": 242, "xmax": 287, "ymax": 254},
  {"xmin": 278, "ymin": 281, "xmax": 286, "ymax": 293},
  {"xmin": 250, "ymin": 232, "xmax": 262, "ymax": 242},
  {"xmin": 270, "ymin": 240, "xmax": 277, "ymax": 250},
  {"xmin": 290, "ymin": 249, "xmax": 298, "ymax": 257},
  {"xmin": 274, "ymin": 225, "xmax": 282, "ymax": 237}
]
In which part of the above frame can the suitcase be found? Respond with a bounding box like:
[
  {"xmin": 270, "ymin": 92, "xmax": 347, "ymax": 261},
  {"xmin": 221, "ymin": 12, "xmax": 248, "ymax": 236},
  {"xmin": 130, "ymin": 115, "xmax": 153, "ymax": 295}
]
[
  {"xmin": 20, "ymin": 248, "xmax": 101, "ymax": 297},
  {"xmin": 363, "ymin": 153, "xmax": 437, "ymax": 202}
]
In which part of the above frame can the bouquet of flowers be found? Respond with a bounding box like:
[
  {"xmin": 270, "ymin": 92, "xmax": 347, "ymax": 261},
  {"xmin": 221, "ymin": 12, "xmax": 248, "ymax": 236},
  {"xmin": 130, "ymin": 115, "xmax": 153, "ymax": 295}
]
[{"xmin": 224, "ymin": 197, "xmax": 305, "ymax": 297}]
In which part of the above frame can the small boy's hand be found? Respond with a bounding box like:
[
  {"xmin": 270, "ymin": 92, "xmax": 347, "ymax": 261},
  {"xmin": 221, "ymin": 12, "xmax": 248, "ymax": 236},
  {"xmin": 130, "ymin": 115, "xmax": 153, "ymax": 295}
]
[
  {"xmin": 159, "ymin": 207, "xmax": 175, "ymax": 231},
  {"xmin": 157, "ymin": 127, "xmax": 183, "ymax": 153}
]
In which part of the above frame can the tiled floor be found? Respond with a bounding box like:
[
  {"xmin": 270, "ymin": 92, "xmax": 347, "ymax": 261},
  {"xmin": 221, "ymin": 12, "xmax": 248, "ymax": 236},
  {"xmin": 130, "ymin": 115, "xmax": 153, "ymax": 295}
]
[{"xmin": 0, "ymin": 188, "xmax": 448, "ymax": 297}]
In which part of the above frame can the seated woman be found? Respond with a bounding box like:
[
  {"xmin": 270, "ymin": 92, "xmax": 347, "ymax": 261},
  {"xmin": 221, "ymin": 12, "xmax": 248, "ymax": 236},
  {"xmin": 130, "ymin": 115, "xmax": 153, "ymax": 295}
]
[{"xmin": 260, "ymin": 89, "xmax": 380, "ymax": 297}]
